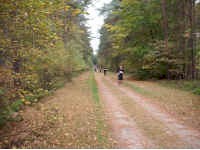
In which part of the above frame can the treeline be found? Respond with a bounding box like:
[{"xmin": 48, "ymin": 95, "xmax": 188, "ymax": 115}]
[
  {"xmin": 0, "ymin": 0, "xmax": 92, "ymax": 125},
  {"xmin": 98, "ymin": 0, "xmax": 200, "ymax": 80}
]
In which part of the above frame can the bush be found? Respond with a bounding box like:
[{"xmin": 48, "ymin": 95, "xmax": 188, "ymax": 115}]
[
  {"xmin": 10, "ymin": 100, "xmax": 23, "ymax": 112},
  {"xmin": 133, "ymin": 69, "xmax": 152, "ymax": 80},
  {"xmin": 0, "ymin": 114, "xmax": 7, "ymax": 127},
  {"xmin": 158, "ymin": 80, "xmax": 200, "ymax": 95},
  {"xmin": 193, "ymin": 88, "xmax": 200, "ymax": 95}
]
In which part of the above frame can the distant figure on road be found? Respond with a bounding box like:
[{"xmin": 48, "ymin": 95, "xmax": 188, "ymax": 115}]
[
  {"xmin": 94, "ymin": 65, "xmax": 98, "ymax": 72},
  {"xmin": 117, "ymin": 65, "xmax": 124, "ymax": 84},
  {"xmin": 99, "ymin": 66, "xmax": 102, "ymax": 72},
  {"xmin": 103, "ymin": 67, "xmax": 108, "ymax": 76}
]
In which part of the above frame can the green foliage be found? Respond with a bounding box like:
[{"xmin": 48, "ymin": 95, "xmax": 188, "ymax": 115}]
[
  {"xmin": 89, "ymin": 72, "xmax": 100, "ymax": 103},
  {"xmin": 158, "ymin": 80, "xmax": 200, "ymax": 95},
  {"xmin": 89, "ymin": 71, "xmax": 108, "ymax": 144},
  {"xmin": 0, "ymin": 0, "xmax": 92, "ymax": 126},
  {"xmin": 133, "ymin": 69, "xmax": 152, "ymax": 80},
  {"xmin": 98, "ymin": 0, "xmax": 200, "ymax": 80},
  {"xmin": 10, "ymin": 100, "xmax": 23, "ymax": 112},
  {"xmin": 0, "ymin": 88, "xmax": 4, "ymax": 96},
  {"xmin": 0, "ymin": 115, "xmax": 7, "ymax": 127},
  {"xmin": 0, "ymin": 99, "xmax": 23, "ymax": 127},
  {"xmin": 124, "ymin": 82, "xmax": 152, "ymax": 96},
  {"xmin": 193, "ymin": 88, "xmax": 200, "ymax": 95}
]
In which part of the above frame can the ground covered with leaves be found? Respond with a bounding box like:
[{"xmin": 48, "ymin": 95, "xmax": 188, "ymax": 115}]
[
  {"xmin": 99, "ymin": 73, "xmax": 200, "ymax": 148},
  {"xmin": 124, "ymin": 78, "xmax": 200, "ymax": 131},
  {"xmin": 0, "ymin": 72, "xmax": 114, "ymax": 148}
]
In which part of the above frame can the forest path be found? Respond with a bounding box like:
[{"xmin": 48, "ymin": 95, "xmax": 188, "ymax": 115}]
[
  {"xmin": 0, "ymin": 72, "xmax": 199, "ymax": 148},
  {"xmin": 0, "ymin": 72, "xmax": 113, "ymax": 148},
  {"xmin": 95, "ymin": 73, "xmax": 154, "ymax": 148},
  {"xmin": 95, "ymin": 73, "xmax": 200, "ymax": 148}
]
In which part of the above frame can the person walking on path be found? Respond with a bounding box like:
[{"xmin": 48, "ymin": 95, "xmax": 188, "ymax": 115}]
[
  {"xmin": 117, "ymin": 65, "xmax": 124, "ymax": 85},
  {"xmin": 103, "ymin": 67, "xmax": 108, "ymax": 76}
]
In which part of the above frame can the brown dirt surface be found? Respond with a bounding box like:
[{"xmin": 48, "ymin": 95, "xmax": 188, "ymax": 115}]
[
  {"xmin": 0, "ymin": 72, "xmax": 113, "ymax": 148},
  {"xmin": 95, "ymin": 73, "xmax": 154, "ymax": 148},
  {"xmin": 1, "ymin": 71, "xmax": 199, "ymax": 149},
  {"xmin": 125, "ymin": 77, "xmax": 200, "ymax": 131},
  {"xmin": 104, "ymin": 74, "xmax": 200, "ymax": 148}
]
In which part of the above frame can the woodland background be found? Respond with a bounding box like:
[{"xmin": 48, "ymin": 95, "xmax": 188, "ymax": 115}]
[
  {"xmin": 0, "ymin": 0, "xmax": 200, "ymax": 126},
  {"xmin": 0, "ymin": 0, "xmax": 92, "ymax": 125},
  {"xmin": 98, "ymin": 0, "xmax": 200, "ymax": 81}
]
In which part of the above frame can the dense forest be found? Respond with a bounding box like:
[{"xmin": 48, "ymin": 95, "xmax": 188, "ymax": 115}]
[
  {"xmin": 0, "ymin": 0, "xmax": 92, "ymax": 125},
  {"xmin": 98, "ymin": 0, "xmax": 200, "ymax": 80},
  {"xmin": 0, "ymin": 0, "xmax": 200, "ymax": 148}
]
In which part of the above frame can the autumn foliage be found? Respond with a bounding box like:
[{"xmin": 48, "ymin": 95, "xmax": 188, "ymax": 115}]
[
  {"xmin": 98, "ymin": 0, "xmax": 200, "ymax": 80},
  {"xmin": 0, "ymin": 0, "xmax": 92, "ymax": 125}
]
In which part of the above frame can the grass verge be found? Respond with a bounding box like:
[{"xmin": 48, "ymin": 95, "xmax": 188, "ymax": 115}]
[
  {"xmin": 124, "ymin": 82, "xmax": 153, "ymax": 96},
  {"xmin": 115, "ymin": 77, "xmax": 200, "ymax": 131},
  {"xmin": 89, "ymin": 71, "xmax": 112, "ymax": 148},
  {"xmin": 157, "ymin": 80, "xmax": 200, "ymax": 95}
]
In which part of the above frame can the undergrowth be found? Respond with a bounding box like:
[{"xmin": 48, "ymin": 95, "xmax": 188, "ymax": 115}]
[
  {"xmin": 0, "ymin": 71, "xmax": 84, "ymax": 128},
  {"xmin": 158, "ymin": 80, "xmax": 200, "ymax": 95}
]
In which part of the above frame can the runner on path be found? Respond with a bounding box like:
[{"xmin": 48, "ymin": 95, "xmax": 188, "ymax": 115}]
[{"xmin": 117, "ymin": 65, "xmax": 124, "ymax": 85}]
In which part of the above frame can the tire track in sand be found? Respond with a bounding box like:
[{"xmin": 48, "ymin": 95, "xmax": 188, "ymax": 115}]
[
  {"xmin": 95, "ymin": 74, "xmax": 154, "ymax": 148},
  {"xmin": 105, "ymin": 76, "xmax": 200, "ymax": 148}
]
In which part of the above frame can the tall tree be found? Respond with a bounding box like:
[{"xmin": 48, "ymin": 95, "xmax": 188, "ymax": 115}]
[
  {"xmin": 161, "ymin": 0, "xmax": 169, "ymax": 78},
  {"xmin": 98, "ymin": 0, "xmax": 199, "ymax": 80}
]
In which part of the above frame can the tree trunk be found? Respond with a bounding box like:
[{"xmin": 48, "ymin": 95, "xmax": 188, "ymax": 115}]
[
  {"xmin": 161, "ymin": 0, "xmax": 169, "ymax": 79},
  {"xmin": 188, "ymin": 0, "xmax": 196, "ymax": 79}
]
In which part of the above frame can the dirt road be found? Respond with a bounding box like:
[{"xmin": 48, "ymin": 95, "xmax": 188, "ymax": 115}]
[
  {"xmin": 95, "ymin": 73, "xmax": 200, "ymax": 148},
  {"xmin": 0, "ymin": 73, "xmax": 113, "ymax": 148},
  {"xmin": 0, "ymin": 72, "xmax": 199, "ymax": 148}
]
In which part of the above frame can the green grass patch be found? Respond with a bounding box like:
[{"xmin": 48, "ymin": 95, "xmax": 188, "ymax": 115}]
[
  {"xmin": 10, "ymin": 99, "xmax": 23, "ymax": 112},
  {"xmin": 88, "ymin": 71, "xmax": 110, "ymax": 147},
  {"xmin": 124, "ymin": 81, "xmax": 153, "ymax": 96},
  {"xmin": 89, "ymin": 73, "xmax": 100, "ymax": 104},
  {"xmin": 157, "ymin": 80, "xmax": 200, "ymax": 95},
  {"xmin": 108, "ymin": 72, "xmax": 153, "ymax": 96},
  {"xmin": 0, "ymin": 112, "xmax": 7, "ymax": 127},
  {"xmin": 110, "ymin": 71, "xmax": 200, "ymax": 95},
  {"xmin": 0, "ymin": 99, "xmax": 23, "ymax": 127}
]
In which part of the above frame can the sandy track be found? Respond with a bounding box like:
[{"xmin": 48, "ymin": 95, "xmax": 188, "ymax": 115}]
[
  {"xmin": 95, "ymin": 74, "xmax": 154, "ymax": 148},
  {"xmin": 105, "ymin": 76, "xmax": 200, "ymax": 148}
]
